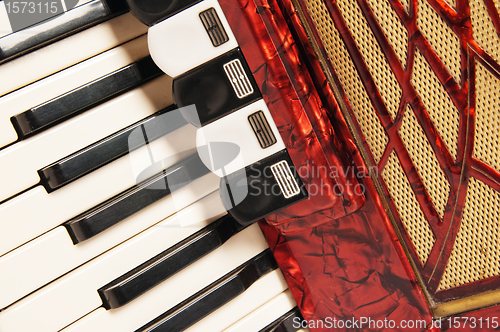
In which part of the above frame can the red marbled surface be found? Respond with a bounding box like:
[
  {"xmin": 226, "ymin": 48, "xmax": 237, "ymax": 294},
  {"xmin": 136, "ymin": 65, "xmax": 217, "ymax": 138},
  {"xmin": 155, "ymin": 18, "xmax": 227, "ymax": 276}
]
[
  {"xmin": 218, "ymin": 0, "xmax": 364, "ymax": 232},
  {"xmin": 219, "ymin": 0, "xmax": 435, "ymax": 330}
]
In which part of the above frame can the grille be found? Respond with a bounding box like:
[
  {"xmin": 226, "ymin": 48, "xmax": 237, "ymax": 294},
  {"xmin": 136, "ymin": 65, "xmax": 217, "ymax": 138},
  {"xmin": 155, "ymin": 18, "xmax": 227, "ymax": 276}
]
[
  {"xmin": 471, "ymin": 0, "xmax": 500, "ymax": 65},
  {"xmin": 248, "ymin": 111, "xmax": 277, "ymax": 149},
  {"xmin": 304, "ymin": 0, "xmax": 388, "ymax": 163},
  {"xmin": 399, "ymin": 0, "xmax": 410, "ymax": 12},
  {"xmin": 271, "ymin": 161, "xmax": 301, "ymax": 199},
  {"xmin": 199, "ymin": 8, "xmax": 229, "ymax": 47},
  {"xmin": 438, "ymin": 177, "xmax": 500, "ymax": 290},
  {"xmin": 399, "ymin": 106, "xmax": 450, "ymax": 219},
  {"xmin": 474, "ymin": 61, "xmax": 500, "ymax": 173},
  {"xmin": 335, "ymin": 0, "xmax": 402, "ymax": 120},
  {"xmin": 302, "ymin": 0, "xmax": 500, "ymax": 313},
  {"xmin": 416, "ymin": 0, "xmax": 461, "ymax": 83},
  {"xmin": 223, "ymin": 59, "xmax": 254, "ymax": 99},
  {"xmin": 383, "ymin": 152, "xmax": 436, "ymax": 266},
  {"xmin": 411, "ymin": 50, "xmax": 460, "ymax": 160},
  {"xmin": 366, "ymin": 0, "xmax": 408, "ymax": 67}
]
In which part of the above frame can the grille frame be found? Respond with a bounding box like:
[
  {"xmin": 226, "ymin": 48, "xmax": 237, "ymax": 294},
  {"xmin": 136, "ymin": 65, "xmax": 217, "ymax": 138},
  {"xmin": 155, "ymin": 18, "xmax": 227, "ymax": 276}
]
[
  {"xmin": 270, "ymin": 160, "xmax": 301, "ymax": 199},
  {"xmin": 223, "ymin": 59, "xmax": 255, "ymax": 99},
  {"xmin": 199, "ymin": 7, "xmax": 230, "ymax": 47}
]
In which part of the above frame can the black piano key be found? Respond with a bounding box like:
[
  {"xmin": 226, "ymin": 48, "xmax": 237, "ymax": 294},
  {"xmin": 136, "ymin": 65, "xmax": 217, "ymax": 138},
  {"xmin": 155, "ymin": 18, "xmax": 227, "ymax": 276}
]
[
  {"xmin": 125, "ymin": 0, "xmax": 201, "ymax": 26},
  {"xmin": 38, "ymin": 105, "xmax": 184, "ymax": 192},
  {"xmin": 0, "ymin": 0, "xmax": 128, "ymax": 64},
  {"xmin": 260, "ymin": 307, "xmax": 304, "ymax": 332},
  {"xmin": 136, "ymin": 249, "xmax": 278, "ymax": 332},
  {"xmin": 174, "ymin": 48, "xmax": 261, "ymax": 127},
  {"xmin": 64, "ymin": 153, "xmax": 210, "ymax": 244},
  {"xmin": 221, "ymin": 150, "xmax": 308, "ymax": 226},
  {"xmin": 11, "ymin": 56, "xmax": 163, "ymax": 140},
  {"xmin": 98, "ymin": 214, "xmax": 247, "ymax": 309}
]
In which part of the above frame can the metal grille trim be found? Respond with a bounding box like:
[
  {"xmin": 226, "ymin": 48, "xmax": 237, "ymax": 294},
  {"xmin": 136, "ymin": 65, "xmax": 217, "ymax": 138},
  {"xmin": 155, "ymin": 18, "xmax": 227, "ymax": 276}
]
[
  {"xmin": 248, "ymin": 111, "xmax": 277, "ymax": 149},
  {"xmin": 223, "ymin": 59, "xmax": 254, "ymax": 99},
  {"xmin": 199, "ymin": 8, "xmax": 229, "ymax": 47},
  {"xmin": 271, "ymin": 161, "xmax": 301, "ymax": 199}
]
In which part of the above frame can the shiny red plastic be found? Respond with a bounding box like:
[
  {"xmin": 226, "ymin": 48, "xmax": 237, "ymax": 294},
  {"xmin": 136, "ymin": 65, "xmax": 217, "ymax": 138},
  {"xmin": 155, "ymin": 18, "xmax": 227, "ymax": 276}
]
[
  {"xmin": 218, "ymin": 0, "xmax": 365, "ymax": 233},
  {"xmin": 219, "ymin": 0, "xmax": 434, "ymax": 330}
]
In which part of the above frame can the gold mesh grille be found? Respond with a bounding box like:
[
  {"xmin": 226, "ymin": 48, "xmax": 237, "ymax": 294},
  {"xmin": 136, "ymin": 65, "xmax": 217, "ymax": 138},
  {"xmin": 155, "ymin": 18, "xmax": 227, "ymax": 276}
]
[
  {"xmin": 411, "ymin": 50, "xmax": 460, "ymax": 160},
  {"xmin": 447, "ymin": 0, "xmax": 456, "ymax": 7},
  {"xmin": 471, "ymin": 0, "xmax": 500, "ymax": 70},
  {"xmin": 304, "ymin": 0, "xmax": 388, "ymax": 163},
  {"xmin": 417, "ymin": 0, "xmax": 461, "ymax": 83},
  {"xmin": 366, "ymin": 0, "xmax": 408, "ymax": 67},
  {"xmin": 399, "ymin": 106, "xmax": 450, "ymax": 218},
  {"xmin": 383, "ymin": 152, "xmax": 436, "ymax": 265},
  {"xmin": 438, "ymin": 177, "xmax": 500, "ymax": 290},
  {"xmin": 474, "ymin": 62, "xmax": 500, "ymax": 173},
  {"xmin": 399, "ymin": 0, "xmax": 410, "ymax": 13},
  {"xmin": 335, "ymin": 0, "xmax": 402, "ymax": 121}
]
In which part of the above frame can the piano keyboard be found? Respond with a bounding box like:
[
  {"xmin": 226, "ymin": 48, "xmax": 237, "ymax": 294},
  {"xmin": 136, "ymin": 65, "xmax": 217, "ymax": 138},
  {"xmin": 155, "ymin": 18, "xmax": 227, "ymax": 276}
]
[{"xmin": 0, "ymin": 1, "xmax": 310, "ymax": 331}]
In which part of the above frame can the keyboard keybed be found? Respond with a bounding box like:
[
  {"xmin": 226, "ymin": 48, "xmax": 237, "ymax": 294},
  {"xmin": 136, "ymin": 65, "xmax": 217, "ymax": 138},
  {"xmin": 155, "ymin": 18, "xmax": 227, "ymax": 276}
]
[{"xmin": 0, "ymin": 4, "xmax": 307, "ymax": 332}]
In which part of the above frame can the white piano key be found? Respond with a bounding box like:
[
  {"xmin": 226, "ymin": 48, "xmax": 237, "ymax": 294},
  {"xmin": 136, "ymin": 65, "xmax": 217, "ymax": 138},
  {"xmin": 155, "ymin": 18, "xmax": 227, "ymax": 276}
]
[
  {"xmin": 97, "ymin": 214, "xmax": 246, "ymax": 309},
  {"xmin": 147, "ymin": 0, "xmax": 238, "ymax": 77},
  {"xmin": 0, "ymin": 192, "xmax": 225, "ymax": 328},
  {"xmin": 0, "ymin": 34, "xmax": 149, "ymax": 149},
  {"xmin": 2, "ymin": 221, "xmax": 267, "ymax": 332},
  {"xmin": 196, "ymin": 100, "xmax": 285, "ymax": 177},
  {"xmin": 0, "ymin": 12, "xmax": 148, "ymax": 97},
  {"xmin": 0, "ymin": 74, "xmax": 173, "ymax": 203},
  {"xmin": 223, "ymin": 290, "xmax": 296, "ymax": 332},
  {"xmin": 185, "ymin": 270, "xmax": 289, "ymax": 332},
  {"xmin": 0, "ymin": 122, "xmax": 196, "ymax": 258},
  {"xmin": 0, "ymin": 154, "xmax": 220, "ymax": 309}
]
